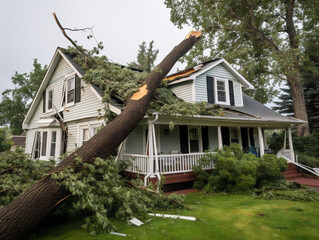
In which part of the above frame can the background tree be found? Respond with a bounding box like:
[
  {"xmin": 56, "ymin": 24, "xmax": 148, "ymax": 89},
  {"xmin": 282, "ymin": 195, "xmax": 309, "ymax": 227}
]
[
  {"xmin": 0, "ymin": 127, "xmax": 12, "ymax": 152},
  {"xmin": 0, "ymin": 59, "xmax": 47, "ymax": 134},
  {"xmin": 165, "ymin": 0, "xmax": 319, "ymax": 136},
  {"xmin": 128, "ymin": 40, "xmax": 159, "ymax": 72}
]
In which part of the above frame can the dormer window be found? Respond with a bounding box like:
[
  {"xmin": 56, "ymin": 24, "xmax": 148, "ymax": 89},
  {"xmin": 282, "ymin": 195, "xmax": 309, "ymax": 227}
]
[{"xmin": 215, "ymin": 78, "xmax": 230, "ymax": 105}]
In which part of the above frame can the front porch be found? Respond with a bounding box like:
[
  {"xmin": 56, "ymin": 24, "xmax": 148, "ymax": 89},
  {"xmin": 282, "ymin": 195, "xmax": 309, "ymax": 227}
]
[{"xmin": 117, "ymin": 114, "xmax": 297, "ymax": 186}]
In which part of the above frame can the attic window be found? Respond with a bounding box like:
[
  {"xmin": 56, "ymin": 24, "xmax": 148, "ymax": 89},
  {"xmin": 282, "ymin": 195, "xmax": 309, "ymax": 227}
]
[
  {"xmin": 214, "ymin": 78, "xmax": 230, "ymax": 105},
  {"xmin": 67, "ymin": 76, "xmax": 75, "ymax": 104},
  {"xmin": 48, "ymin": 90, "xmax": 53, "ymax": 110},
  {"xmin": 217, "ymin": 81, "xmax": 226, "ymax": 102}
]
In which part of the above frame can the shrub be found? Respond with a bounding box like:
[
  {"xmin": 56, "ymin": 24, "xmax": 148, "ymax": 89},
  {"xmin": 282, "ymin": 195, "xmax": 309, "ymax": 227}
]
[
  {"xmin": 296, "ymin": 153, "xmax": 319, "ymax": 174},
  {"xmin": 293, "ymin": 133, "xmax": 319, "ymax": 158},
  {"xmin": 194, "ymin": 144, "xmax": 288, "ymax": 193}
]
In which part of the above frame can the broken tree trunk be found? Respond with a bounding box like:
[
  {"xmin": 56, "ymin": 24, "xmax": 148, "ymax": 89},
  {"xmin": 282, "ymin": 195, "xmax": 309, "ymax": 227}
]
[{"xmin": 0, "ymin": 31, "xmax": 201, "ymax": 240}]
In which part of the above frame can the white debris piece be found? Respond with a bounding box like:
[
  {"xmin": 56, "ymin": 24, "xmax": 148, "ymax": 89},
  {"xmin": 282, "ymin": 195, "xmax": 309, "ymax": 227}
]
[
  {"xmin": 129, "ymin": 217, "xmax": 144, "ymax": 226},
  {"xmin": 148, "ymin": 213, "xmax": 196, "ymax": 221},
  {"xmin": 110, "ymin": 231, "xmax": 127, "ymax": 237}
]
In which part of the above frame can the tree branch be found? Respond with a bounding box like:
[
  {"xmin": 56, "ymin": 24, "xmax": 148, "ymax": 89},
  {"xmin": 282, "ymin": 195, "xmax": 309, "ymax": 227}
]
[{"xmin": 52, "ymin": 12, "xmax": 97, "ymax": 66}]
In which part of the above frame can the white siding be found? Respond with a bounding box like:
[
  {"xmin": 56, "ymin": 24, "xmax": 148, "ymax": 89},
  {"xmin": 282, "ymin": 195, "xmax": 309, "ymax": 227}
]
[
  {"xmin": 25, "ymin": 129, "xmax": 37, "ymax": 155},
  {"xmin": 169, "ymin": 81, "xmax": 193, "ymax": 102},
  {"xmin": 66, "ymin": 122, "xmax": 79, "ymax": 152},
  {"xmin": 195, "ymin": 63, "xmax": 243, "ymax": 107},
  {"xmin": 125, "ymin": 125, "xmax": 144, "ymax": 154}
]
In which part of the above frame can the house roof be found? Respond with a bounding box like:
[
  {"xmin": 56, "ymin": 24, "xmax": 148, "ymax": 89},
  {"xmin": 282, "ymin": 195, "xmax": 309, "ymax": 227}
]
[
  {"xmin": 164, "ymin": 58, "xmax": 254, "ymax": 90},
  {"xmin": 11, "ymin": 135, "xmax": 26, "ymax": 146}
]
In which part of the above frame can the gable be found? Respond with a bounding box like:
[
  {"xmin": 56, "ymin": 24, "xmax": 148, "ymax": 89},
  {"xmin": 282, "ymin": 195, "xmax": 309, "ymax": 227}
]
[{"xmin": 195, "ymin": 63, "xmax": 243, "ymax": 107}]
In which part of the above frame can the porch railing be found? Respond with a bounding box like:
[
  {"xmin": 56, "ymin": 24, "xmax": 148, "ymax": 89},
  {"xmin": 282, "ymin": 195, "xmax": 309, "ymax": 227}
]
[
  {"xmin": 123, "ymin": 154, "xmax": 149, "ymax": 174},
  {"xmin": 122, "ymin": 152, "xmax": 214, "ymax": 175}
]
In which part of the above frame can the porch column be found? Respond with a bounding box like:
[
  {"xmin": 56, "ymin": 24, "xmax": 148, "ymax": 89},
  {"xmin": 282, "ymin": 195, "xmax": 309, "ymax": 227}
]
[
  {"xmin": 263, "ymin": 129, "xmax": 267, "ymax": 150},
  {"xmin": 258, "ymin": 127, "xmax": 265, "ymax": 157},
  {"xmin": 217, "ymin": 126, "xmax": 223, "ymax": 149},
  {"xmin": 238, "ymin": 126, "xmax": 242, "ymax": 148},
  {"xmin": 288, "ymin": 127, "xmax": 295, "ymax": 161},
  {"xmin": 148, "ymin": 122, "xmax": 154, "ymax": 177},
  {"xmin": 283, "ymin": 129, "xmax": 287, "ymax": 149},
  {"xmin": 247, "ymin": 128, "xmax": 251, "ymax": 146}
]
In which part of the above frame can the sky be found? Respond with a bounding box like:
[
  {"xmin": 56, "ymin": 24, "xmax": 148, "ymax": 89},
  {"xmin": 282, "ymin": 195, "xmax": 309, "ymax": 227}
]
[{"xmin": 0, "ymin": 0, "xmax": 192, "ymax": 100}]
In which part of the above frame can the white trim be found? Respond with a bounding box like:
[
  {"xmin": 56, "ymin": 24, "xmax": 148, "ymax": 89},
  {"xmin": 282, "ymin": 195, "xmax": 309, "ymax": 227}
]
[
  {"xmin": 38, "ymin": 128, "xmax": 62, "ymax": 161},
  {"xmin": 214, "ymin": 77, "xmax": 230, "ymax": 105},
  {"xmin": 167, "ymin": 77, "xmax": 193, "ymax": 85},
  {"xmin": 192, "ymin": 80, "xmax": 196, "ymax": 102},
  {"xmin": 77, "ymin": 120, "xmax": 104, "ymax": 147}
]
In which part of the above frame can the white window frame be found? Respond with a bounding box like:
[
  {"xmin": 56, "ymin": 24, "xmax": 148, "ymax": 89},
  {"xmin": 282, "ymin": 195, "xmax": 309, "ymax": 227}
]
[
  {"xmin": 39, "ymin": 128, "xmax": 62, "ymax": 161},
  {"xmin": 188, "ymin": 126, "xmax": 203, "ymax": 153},
  {"xmin": 77, "ymin": 121, "xmax": 104, "ymax": 147},
  {"xmin": 65, "ymin": 73, "xmax": 76, "ymax": 107},
  {"xmin": 46, "ymin": 85, "xmax": 54, "ymax": 113},
  {"xmin": 214, "ymin": 77, "xmax": 230, "ymax": 105}
]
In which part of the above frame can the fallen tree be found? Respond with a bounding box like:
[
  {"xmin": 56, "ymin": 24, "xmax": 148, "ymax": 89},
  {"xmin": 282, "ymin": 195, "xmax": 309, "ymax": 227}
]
[{"xmin": 0, "ymin": 21, "xmax": 201, "ymax": 240}]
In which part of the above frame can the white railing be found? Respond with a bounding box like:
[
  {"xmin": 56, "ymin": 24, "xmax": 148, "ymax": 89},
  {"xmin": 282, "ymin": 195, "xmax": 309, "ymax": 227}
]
[
  {"xmin": 123, "ymin": 154, "xmax": 149, "ymax": 174},
  {"xmin": 122, "ymin": 152, "xmax": 214, "ymax": 175},
  {"xmin": 277, "ymin": 149, "xmax": 292, "ymax": 160}
]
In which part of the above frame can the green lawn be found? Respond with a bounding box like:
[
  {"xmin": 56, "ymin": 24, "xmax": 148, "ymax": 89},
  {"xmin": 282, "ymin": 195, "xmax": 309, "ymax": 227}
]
[{"xmin": 31, "ymin": 193, "xmax": 319, "ymax": 240}]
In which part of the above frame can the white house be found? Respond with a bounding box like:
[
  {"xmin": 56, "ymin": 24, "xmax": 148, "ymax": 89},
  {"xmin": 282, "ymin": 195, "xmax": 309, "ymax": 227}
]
[{"xmin": 23, "ymin": 48, "xmax": 305, "ymax": 185}]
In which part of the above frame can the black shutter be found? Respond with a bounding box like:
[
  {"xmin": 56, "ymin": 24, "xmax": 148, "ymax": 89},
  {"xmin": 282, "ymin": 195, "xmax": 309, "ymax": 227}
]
[
  {"xmin": 202, "ymin": 126, "xmax": 209, "ymax": 151},
  {"xmin": 221, "ymin": 127, "xmax": 230, "ymax": 146},
  {"xmin": 229, "ymin": 80, "xmax": 235, "ymax": 106},
  {"xmin": 206, "ymin": 76, "xmax": 215, "ymax": 104},
  {"xmin": 43, "ymin": 90, "xmax": 46, "ymax": 113},
  {"xmin": 75, "ymin": 74, "xmax": 81, "ymax": 103},
  {"xmin": 179, "ymin": 125, "xmax": 189, "ymax": 153}
]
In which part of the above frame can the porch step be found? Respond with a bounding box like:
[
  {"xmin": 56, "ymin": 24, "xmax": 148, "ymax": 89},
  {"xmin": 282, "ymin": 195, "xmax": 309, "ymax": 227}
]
[{"xmin": 283, "ymin": 163, "xmax": 302, "ymax": 180}]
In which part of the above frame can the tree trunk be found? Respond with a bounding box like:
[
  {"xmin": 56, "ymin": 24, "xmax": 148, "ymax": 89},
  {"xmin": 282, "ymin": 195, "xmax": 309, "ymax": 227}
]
[
  {"xmin": 286, "ymin": 73, "xmax": 310, "ymax": 136},
  {"xmin": 0, "ymin": 31, "xmax": 201, "ymax": 240}
]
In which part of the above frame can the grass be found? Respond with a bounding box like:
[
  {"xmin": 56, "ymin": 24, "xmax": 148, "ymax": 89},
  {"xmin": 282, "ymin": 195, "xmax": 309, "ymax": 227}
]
[{"xmin": 31, "ymin": 193, "xmax": 319, "ymax": 240}]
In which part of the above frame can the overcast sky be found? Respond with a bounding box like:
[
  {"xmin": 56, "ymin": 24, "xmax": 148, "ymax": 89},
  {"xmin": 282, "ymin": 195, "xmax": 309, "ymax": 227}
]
[{"xmin": 0, "ymin": 0, "xmax": 192, "ymax": 100}]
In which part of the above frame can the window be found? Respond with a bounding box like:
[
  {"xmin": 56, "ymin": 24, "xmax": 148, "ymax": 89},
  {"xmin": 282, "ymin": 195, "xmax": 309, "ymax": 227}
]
[
  {"xmin": 214, "ymin": 78, "xmax": 230, "ymax": 105},
  {"xmin": 34, "ymin": 129, "xmax": 62, "ymax": 161},
  {"xmin": 78, "ymin": 122, "xmax": 103, "ymax": 147},
  {"xmin": 82, "ymin": 128, "xmax": 89, "ymax": 145},
  {"xmin": 41, "ymin": 131, "xmax": 47, "ymax": 156},
  {"xmin": 48, "ymin": 90, "xmax": 53, "ymax": 110},
  {"xmin": 50, "ymin": 131, "xmax": 57, "ymax": 157},
  {"xmin": 230, "ymin": 127, "xmax": 239, "ymax": 143},
  {"xmin": 188, "ymin": 127, "xmax": 201, "ymax": 153},
  {"xmin": 217, "ymin": 81, "xmax": 226, "ymax": 102},
  {"xmin": 66, "ymin": 76, "xmax": 75, "ymax": 104}
]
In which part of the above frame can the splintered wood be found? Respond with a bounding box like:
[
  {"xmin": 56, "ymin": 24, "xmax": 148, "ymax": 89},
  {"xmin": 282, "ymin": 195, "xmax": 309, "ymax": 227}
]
[
  {"xmin": 185, "ymin": 30, "xmax": 202, "ymax": 39},
  {"xmin": 131, "ymin": 85, "xmax": 149, "ymax": 100}
]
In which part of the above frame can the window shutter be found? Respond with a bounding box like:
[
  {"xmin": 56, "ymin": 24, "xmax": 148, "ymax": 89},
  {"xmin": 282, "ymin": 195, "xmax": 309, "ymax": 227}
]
[
  {"xmin": 206, "ymin": 76, "xmax": 215, "ymax": 104},
  {"xmin": 43, "ymin": 90, "xmax": 46, "ymax": 113},
  {"xmin": 75, "ymin": 74, "xmax": 81, "ymax": 103},
  {"xmin": 201, "ymin": 126, "xmax": 209, "ymax": 151},
  {"xmin": 179, "ymin": 125, "xmax": 189, "ymax": 153},
  {"xmin": 229, "ymin": 80, "xmax": 235, "ymax": 106}
]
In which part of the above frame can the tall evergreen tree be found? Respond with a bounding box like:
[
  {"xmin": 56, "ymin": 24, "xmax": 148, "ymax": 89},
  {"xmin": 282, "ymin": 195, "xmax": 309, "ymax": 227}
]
[
  {"xmin": 165, "ymin": 0, "xmax": 319, "ymax": 136},
  {"xmin": 0, "ymin": 59, "xmax": 47, "ymax": 134},
  {"xmin": 128, "ymin": 40, "xmax": 159, "ymax": 72}
]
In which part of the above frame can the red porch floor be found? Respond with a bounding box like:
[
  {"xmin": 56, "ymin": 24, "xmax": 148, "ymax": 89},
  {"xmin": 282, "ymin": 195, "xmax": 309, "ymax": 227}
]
[{"xmin": 287, "ymin": 177, "xmax": 319, "ymax": 187}]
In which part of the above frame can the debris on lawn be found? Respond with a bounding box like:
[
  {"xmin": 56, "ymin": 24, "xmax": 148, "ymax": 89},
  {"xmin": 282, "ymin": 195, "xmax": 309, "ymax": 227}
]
[
  {"xmin": 110, "ymin": 232, "xmax": 127, "ymax": 237},
  {"xmin": 148, "ymin": 213, "xmax": 196, "ymax": 221},
  {"xmin": 257, "ymin": 212, "xmax": 266, "ymax": 216},
  {"xmin": 129, "ymin": 217, "xmax": 144, "ymax": 226}
]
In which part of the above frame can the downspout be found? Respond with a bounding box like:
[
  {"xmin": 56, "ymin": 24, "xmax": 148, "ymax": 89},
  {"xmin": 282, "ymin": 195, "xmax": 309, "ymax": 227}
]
[{"xmin": 144, "ymin": 113, "xmax": 159, "ymax": 186}]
